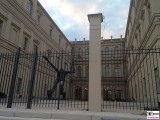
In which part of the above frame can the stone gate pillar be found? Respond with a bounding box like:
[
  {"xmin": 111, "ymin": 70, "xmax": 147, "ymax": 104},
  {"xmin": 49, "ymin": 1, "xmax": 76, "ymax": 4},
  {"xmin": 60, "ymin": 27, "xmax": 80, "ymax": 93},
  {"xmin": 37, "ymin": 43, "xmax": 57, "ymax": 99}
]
[{"xmin": 88, "ymin": 13, "xmax": 103, "ymax": 111}]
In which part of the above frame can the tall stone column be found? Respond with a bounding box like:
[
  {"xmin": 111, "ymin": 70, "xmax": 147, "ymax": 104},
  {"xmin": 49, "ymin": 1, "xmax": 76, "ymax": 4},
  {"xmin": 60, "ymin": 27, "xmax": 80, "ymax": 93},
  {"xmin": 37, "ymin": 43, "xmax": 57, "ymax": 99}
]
[{"xmin": 88, "ymin": 13, "xmax": 103, "ymax": 111}]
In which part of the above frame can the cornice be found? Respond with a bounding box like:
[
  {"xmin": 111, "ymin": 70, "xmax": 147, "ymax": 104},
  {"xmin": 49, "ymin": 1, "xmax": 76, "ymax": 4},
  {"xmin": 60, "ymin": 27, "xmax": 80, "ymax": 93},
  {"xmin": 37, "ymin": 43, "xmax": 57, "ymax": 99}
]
[{"xmin": 88, "ymin": 13, "xmax": 103, "ymax": 23}]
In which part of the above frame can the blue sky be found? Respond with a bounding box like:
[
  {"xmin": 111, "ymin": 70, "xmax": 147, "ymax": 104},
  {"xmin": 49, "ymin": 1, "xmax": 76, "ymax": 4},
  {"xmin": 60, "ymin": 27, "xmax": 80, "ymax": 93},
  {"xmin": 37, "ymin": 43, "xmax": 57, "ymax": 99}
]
[{"xmin": 38, "ymin": 0, "xmax": 131, "ymax": 41}]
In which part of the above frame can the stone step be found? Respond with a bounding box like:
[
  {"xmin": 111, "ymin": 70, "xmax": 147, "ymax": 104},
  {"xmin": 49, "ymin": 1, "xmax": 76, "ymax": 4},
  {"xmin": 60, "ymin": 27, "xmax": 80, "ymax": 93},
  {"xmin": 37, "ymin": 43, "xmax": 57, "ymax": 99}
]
[
  {"xmin": 101, "ymin": 117, "xmax": 146, "ymax": 120},
  {"xmin": 0, "ymin": 108, "xmax": 146, "ymax": 120},
  {"xmin": 0, "ymin": 110, "xmax": 65, "ymax": 120},
  {"xmin": 0, "ymin": 116, "xmax": 63, "ymax": 120}
]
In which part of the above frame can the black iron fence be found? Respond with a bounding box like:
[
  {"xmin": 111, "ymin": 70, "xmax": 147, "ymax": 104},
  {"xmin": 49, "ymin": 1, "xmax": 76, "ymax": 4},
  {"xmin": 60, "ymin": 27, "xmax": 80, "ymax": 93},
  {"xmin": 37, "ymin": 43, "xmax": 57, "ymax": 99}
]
[
  {"xmin": 102, "ymin": 48, "xmax": 160, "ymax": 111},
  {"xmin": 0, "ymin": 48, "xmax": 89, "ymax": 110},
  {"xmin": 0, "ymin": 47, "xmax": 160, "ymax": 111}
]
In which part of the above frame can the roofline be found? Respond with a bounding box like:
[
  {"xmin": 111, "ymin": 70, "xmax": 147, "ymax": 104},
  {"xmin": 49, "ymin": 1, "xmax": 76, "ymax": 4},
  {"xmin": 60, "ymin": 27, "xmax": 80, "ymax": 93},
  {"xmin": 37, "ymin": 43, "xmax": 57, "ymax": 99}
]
[
  {"xmin": 37, "ymin": 1, "xmax": 71, "ymax": 45},
  {"xmin": 124, "ymin": 0, "xmax": 133, "ymax": 42}
]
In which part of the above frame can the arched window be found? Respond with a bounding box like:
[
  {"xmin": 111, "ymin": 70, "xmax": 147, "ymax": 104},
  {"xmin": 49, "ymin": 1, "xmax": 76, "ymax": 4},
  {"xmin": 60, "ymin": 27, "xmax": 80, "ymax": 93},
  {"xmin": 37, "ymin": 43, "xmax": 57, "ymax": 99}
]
[
  {"xmin": 77, "ymin": 66, "xmax": 81, "ymax": 77},
  {"xmin": 104, "ymin": 47, "xmax": 109, "ymax": 59},
  {"xmin": 103, "ymin": 88, "xmax": 112, "ymax": 101},
  {"xmin": 27, "ymin": 0, "xmax": 33, "ymax": 15},
  {"xmin": 114, "ymin": 64, "xmax": 121, "ymax": 77},
  {"xmin": 104, "ymin": 65, "xmax": 110, "ymax": 77},
  {"xmin": 115, "ymin": 87, "xmax": 122, "ymax": 101}
]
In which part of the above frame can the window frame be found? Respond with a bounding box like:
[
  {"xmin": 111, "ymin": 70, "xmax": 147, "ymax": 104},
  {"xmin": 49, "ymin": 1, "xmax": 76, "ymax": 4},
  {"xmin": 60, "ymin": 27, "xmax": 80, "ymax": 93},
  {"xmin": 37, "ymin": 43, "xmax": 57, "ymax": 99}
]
[
  {"xmin": 114, "ymin": 64, "xmax": 122, "ymax": 77},
  {"xmin": 104, "ymin": 65, "xmax": 110, "ymax": 77}
]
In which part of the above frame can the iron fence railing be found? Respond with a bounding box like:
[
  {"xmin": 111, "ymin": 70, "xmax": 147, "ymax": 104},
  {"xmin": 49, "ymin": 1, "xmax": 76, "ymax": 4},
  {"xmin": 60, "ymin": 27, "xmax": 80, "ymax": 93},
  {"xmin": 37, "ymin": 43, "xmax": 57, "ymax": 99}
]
[
  {"xmin": 0, "ymin": 47, "xmax": 160, "ymax": 111},
  {"xmin": 101, "ymin": 48, "xmax": 160, "ymax": 111},
  {"xmin": 0, "ymin": 48, "xmax": 89, "ymax": 110}
]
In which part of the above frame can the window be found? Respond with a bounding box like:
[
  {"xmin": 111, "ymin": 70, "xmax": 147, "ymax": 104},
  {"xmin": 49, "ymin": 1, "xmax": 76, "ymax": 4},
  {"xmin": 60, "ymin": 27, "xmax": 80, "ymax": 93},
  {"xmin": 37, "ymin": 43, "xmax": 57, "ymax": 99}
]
[
  {"xmin": 135, "ymin": 34, "xmax": 138, "ymax": 47},
  {"xmin": 33, "ymin": 44, "xmax": 38, "ymax": 52},
  {"xmin": 77, "ymin": 66, "xmax": 81, "ymax": 77},
  {"xmin": 147, "ymin": 3, "xmax": 151, "ymax": 23},
  {"xmin": 37, "ymin": 9, "xmax": 43, "ymax": 25},
  {"xmin": 0, "ymin": 19, "xmax": 3, "ymax": 36},
  {"xmin": 138, "ymin": 27, "xmax": 141, "ymax": 42},
  {"xmin": 65, "ymin": 43, "xmax": 68, "ymax": 50},
  {"xmin": 75, "ymin": 86, "xmax": 82, "ymax": 100},
  {"xmin": 78, "ymin": 48, "xmax": 82, "ymax": 59},
  {"xmin": 114, "ymin": 64, "xmax": 121, "ymax": 77},
  {"xmin": 107, "ymin": 90, "xmax": 112, "ymax": 100},
  {"xmin": 132, "ymin": 0, "xmax": 135, "ymax": 7},
  {"xmin": 22, "ymin": 37, "xmax": 28, "ymax": 51},
  {"xmin": 85, "ymin": 47, "xmax": 89, "ymax": 58},
  {"xmin": 141, "ymin": 11, "xmax": 145, "ymax": 35},
  {"xmin": 86, "ymin": 47, "xmax": 89, "ymax": 52},
  {"xmin": 50, "ymin": 29, "xmax": 52, "ymax": 37},
  {"xmin": 103, "ymin": 89, "xmax": 112, "ymax": 101},
  {"xmin": 59, "ymin": 35, "xmax": 62, "ymax": 45},
  {"xmin": 85, "ymin": 66, "xmax": 89, "ymax": 77},
  {"xmin": 104, "ymin": 47, "xmax": 109, "ymax": 59},
  {"xmin": 115, "ymin": 90, "xmax": 122, "ymax": 101},
  {"xmin": 114, "ymin": 47, "xmax": 120, "ymax": 58},
  {"xmin": 104, "ymin": 65, "xmax": 110, "ymax": 77},
  {"xmin": 33, "ymin": 39, "xmax": 40, "ymax": 51},
  {"xmin": 10, "ymin": 27, "xmax": 19, "ymax": 43},
  {"xmin": 26, "ymin": 0, "xmax": 33, "ymax": 15},
  {"xmin": 47, "ymin": 49, "xmax": 52, "ymax": 58},
  {"xmin": 154, "ymin": 68, "xmax": 160, "ymax": 94},
  {"xmin": 16, "ymin": 78, "xmax": 22, "ymax": 94},
  {"xmin": 37, "ymin": 15, "xmax": 40, "ymax": 25}
]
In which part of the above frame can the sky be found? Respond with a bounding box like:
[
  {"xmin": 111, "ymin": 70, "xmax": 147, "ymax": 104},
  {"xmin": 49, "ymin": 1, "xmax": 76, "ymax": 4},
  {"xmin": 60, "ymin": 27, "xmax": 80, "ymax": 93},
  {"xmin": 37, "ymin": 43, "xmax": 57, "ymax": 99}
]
[{"xmin": 38, "ymin": 0, "xmax": 131, "ymax": 41}]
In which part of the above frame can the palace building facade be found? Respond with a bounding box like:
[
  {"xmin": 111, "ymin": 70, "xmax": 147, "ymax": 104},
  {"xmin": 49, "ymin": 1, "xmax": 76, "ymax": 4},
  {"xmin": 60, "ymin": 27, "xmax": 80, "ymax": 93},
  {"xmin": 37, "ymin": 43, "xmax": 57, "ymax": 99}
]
[
  {"xmin": 71, "ymin": 38, "xmax": 126, "ymax": 101},
  {"xmin": 124, "ymin": 0, "xmax": 160, "ymax": 104},
  {"xmin": 0, "ymin": 0, "xmax": 71, "ymax": 53},
  {"xmin": 0, "ymin": 0, "xmax": 160, "ymax": 107}
]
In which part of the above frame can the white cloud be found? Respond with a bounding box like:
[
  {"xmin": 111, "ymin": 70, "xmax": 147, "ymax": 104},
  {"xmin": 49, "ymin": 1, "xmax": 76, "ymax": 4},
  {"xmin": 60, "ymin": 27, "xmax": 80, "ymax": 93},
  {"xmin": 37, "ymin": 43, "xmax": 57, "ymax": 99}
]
[{"xmin": 38, "ymin": 0, "xmax": 130, "ymax": 40}]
